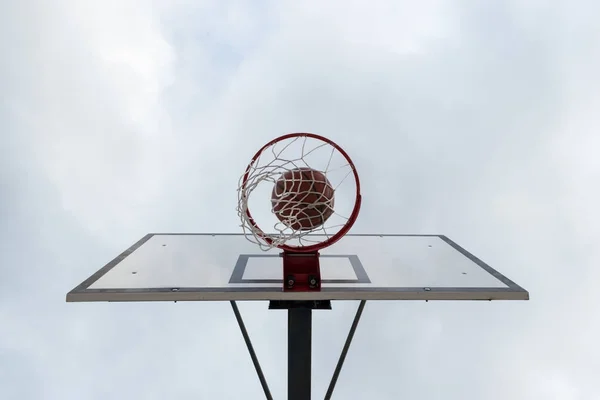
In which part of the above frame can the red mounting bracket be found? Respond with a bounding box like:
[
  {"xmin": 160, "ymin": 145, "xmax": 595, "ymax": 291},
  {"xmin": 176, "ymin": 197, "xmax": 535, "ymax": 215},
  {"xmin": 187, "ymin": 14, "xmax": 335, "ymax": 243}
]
[{"xmin": 281, "ymin": 251, "xmax": 321, "ymax": 292}]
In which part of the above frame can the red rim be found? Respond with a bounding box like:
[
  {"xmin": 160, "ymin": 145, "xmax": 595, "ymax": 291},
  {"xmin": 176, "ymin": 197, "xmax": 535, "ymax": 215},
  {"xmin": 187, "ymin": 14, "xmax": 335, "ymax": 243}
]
[{"xmin": 241, "ymin": 132, "xmax": 362, "ymax": 252}]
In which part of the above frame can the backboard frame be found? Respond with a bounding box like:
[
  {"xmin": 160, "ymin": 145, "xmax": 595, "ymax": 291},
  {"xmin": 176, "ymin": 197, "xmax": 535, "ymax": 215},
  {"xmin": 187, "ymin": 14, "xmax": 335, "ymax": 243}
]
[{"xmin": 66, "ymin": 233, "xmax": 529, "ymax": 303}]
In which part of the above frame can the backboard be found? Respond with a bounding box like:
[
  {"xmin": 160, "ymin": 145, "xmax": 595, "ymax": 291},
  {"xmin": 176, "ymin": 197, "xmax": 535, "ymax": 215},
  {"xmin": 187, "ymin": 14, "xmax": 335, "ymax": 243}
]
[{"xmin": 66, "ymin": 233, "xmax": 529, "ymax": 302}]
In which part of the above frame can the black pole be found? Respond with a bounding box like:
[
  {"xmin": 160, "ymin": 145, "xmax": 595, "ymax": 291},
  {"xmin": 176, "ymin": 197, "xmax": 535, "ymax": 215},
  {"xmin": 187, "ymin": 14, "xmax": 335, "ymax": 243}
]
[{"xmin": 288, "ymin": 306, "xmax": 312, "ymax": 400}]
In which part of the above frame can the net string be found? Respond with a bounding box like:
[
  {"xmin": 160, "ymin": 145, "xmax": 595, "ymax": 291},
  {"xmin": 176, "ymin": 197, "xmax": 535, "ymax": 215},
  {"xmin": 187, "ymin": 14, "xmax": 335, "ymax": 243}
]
[{"xmin": 237, "ymin": 136, "xmax": 355, "ymax": 251}]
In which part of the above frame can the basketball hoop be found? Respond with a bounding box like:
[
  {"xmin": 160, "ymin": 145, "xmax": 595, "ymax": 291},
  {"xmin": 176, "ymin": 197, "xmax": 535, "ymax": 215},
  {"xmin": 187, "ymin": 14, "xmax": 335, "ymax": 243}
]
[
  {"xmin": 238, "ymin": 133, "xmax": 361, "ymax": 252},
  {"xmin": 237, "ymin": 133, "xmax": 361, "ymax": 292}
]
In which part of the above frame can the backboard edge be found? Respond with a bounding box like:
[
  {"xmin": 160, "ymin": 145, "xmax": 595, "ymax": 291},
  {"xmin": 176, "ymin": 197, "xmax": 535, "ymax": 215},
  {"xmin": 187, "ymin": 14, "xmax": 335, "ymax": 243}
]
[{"xmin": 66, "ymin": 233, "xmax": 155, "ymax": 298}]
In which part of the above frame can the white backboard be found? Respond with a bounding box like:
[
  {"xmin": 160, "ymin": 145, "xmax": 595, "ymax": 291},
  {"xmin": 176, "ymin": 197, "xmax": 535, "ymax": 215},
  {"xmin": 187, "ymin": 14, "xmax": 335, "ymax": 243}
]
[{"xmin": 66, "ymin": 234, "xmax": 529, "ymax": 302}]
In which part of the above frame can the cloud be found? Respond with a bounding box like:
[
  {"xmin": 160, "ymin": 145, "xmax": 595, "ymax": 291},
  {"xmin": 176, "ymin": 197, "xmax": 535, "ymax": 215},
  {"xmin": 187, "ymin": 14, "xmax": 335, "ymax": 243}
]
[
  {"xmin": 3, "ymin": 0, "xmax": 178, "ymax": 243},
  {"xmin": 2, "ymin": 0, "xmax": 600, "ymax": 399}
]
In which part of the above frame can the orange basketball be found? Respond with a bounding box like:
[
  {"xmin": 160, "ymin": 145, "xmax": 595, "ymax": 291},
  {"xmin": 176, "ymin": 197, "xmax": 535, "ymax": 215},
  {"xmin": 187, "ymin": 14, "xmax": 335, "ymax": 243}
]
[{"xmin": 271, "ymin": 168, "xmax": 335, "ymax": 231}]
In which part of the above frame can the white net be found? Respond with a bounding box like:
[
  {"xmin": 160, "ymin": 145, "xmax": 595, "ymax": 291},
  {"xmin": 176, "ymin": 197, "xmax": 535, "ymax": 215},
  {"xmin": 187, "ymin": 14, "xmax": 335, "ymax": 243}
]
[{"xmin": 237, "ymin": 134, "xmax": 358, "ymax": 251}]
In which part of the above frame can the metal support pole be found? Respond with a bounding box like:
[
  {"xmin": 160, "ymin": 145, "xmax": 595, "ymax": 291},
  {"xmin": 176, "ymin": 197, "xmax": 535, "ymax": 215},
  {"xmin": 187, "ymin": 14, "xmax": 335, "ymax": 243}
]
[{"xmin": 288, "ymin": 306, "xmax": 312, "ymax": 400}]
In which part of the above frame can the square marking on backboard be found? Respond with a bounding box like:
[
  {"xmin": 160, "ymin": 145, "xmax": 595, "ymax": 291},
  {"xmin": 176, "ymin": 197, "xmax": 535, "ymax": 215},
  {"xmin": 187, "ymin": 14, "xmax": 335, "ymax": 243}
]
[
  {"xmin": 230, "ymin": 254, "xmax": 370, "ymax": 284},
  {"xmin": 243, "ymin": 255, "xmax": 357, "ymax": 281}
]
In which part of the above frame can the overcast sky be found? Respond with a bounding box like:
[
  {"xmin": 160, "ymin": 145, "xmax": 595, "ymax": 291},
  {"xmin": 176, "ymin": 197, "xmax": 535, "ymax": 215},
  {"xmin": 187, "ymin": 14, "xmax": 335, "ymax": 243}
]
[{"xmin": 2, "ymin": 1, "xmax": 599, "ymax": 399}]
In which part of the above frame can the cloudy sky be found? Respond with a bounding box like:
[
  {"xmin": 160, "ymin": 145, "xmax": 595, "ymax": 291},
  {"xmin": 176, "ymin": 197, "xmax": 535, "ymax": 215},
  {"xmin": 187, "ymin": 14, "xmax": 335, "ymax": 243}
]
[{"xmin": 2, "ymin": 0, "xmax": 599, "ymax": 399}]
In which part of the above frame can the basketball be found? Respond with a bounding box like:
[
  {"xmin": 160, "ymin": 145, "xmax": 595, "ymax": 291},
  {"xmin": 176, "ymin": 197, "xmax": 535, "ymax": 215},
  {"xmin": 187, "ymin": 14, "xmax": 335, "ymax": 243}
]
[{"xmin": 271, "ymin": 168, "xmax": 335, "ymax": 231}]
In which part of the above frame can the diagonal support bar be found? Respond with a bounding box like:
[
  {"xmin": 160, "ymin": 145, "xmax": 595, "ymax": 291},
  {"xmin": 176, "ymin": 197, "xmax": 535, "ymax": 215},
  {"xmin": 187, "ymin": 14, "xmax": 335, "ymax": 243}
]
[
  {"xmin": 324, "ymin": 300, "xmax": 367, "ymax": 400},
  {"xmin": 230, "ymin": 301, "xmax": 273, "ymax": 400}
]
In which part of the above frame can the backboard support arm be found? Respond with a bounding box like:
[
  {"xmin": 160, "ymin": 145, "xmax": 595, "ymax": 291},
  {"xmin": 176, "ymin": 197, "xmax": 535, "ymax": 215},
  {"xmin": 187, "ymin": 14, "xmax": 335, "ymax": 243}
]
[
  {"xmin": 324, "ymin": 300, "xmax": 367, "ymax": 400},
  {"xmin": 235, "ymin": 299, "xmax": 365, "ymax": 400},
  {"xmin": 230, "ymin": 301, "xmax": 274, "ymax": 400}
]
